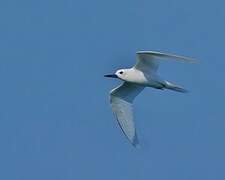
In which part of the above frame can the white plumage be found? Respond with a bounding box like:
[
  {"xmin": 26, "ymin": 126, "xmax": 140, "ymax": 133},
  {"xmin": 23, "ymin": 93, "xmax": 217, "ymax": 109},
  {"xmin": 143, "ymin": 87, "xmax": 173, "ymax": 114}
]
[{"xmin": 105, "ymin": 51, "xmax": 196, "ymax": 147}]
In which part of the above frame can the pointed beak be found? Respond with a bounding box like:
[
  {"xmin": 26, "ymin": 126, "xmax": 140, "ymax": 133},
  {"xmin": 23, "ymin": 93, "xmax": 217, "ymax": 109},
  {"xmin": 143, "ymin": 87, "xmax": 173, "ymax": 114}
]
[{"xmin": 104, "ymin": 74, "xmax": 118, "ymax": 78}]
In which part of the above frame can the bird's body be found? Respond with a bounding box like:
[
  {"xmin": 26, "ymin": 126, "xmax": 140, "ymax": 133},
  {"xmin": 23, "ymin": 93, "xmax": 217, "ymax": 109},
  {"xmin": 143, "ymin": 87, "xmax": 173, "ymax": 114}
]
[
  {"xmin": 115, "ymin": 68, "xmax": 165, "ymax": 89},
  {"xmin": 105, "ymin": 51, "xmax": 196, "ymax": 147}
]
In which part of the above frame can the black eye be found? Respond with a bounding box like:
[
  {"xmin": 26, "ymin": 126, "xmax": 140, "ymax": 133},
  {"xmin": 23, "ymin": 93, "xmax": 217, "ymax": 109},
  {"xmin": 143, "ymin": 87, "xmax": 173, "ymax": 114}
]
[{"xmin": 119, "ymin": 71, "xmax": 123, "ymax": 74}]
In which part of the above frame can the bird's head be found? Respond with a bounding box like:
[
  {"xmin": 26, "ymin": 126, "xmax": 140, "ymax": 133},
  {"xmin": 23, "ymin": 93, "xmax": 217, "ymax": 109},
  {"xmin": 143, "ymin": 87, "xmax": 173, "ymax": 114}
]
[{"xmin": 104, "ymin": 69, "xmax": 127, "ymax": 80}]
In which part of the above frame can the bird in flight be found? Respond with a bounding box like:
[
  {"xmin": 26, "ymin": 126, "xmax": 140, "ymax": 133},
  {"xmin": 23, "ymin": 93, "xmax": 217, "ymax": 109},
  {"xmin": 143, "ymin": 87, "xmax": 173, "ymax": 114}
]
[{"xmin": 105, "ymin": 51, "xmax": 196, "ymax": 147}]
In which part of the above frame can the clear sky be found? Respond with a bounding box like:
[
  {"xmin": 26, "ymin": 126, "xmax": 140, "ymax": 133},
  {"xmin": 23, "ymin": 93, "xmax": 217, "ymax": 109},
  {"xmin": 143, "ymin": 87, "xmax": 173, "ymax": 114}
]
[{"xmin": 0, "ymin": 0, "xmax": 225, "ymax": 179}]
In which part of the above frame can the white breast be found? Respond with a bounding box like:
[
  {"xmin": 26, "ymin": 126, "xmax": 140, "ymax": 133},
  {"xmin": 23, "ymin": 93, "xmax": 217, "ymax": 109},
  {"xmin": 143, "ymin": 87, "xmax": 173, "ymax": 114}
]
[{"xmin": 125, "ymin": 68, "xmax": 149, "ymax": 85}]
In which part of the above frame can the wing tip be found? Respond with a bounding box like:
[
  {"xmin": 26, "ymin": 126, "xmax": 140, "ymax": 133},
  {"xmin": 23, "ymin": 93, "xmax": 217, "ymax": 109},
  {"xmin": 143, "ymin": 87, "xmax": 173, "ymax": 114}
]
[
  {"xmin": 131, "ymin": 132, "xmax": 140, "ymax": 148},
  {"xmin": 136, "ymin": 50, "xmax": 199, "ymax": 63}
]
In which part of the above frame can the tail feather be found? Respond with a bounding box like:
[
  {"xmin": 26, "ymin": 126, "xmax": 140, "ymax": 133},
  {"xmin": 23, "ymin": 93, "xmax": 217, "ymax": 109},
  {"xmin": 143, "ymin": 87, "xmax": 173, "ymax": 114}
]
[{"xmin": 164, "ymin": 81, "xmax": 188, "ymax": 93}]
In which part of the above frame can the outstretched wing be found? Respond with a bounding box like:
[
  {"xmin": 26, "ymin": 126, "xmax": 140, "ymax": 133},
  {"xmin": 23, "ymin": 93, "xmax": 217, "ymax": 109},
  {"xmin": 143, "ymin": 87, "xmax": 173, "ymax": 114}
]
[
  {"xmin": 134, "ymin": 51, "xmax": 197, "ymax": 73},
  {"xmin": 110, "ymin": 82, "xmax": 144, "ymax": 147}
]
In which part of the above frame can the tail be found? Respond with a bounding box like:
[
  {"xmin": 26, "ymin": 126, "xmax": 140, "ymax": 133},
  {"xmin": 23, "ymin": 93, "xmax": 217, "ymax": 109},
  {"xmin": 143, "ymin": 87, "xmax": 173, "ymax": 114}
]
[{"xmin": 164, "ymin": 81, "xmax": 188, "ymax": 93}]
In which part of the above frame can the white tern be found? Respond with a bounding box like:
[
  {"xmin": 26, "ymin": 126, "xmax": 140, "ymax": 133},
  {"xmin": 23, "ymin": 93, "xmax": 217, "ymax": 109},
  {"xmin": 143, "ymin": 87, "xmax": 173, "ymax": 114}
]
[{"xmin": 105, "ymin": 51, "xmax": 196, "ymax": 147}]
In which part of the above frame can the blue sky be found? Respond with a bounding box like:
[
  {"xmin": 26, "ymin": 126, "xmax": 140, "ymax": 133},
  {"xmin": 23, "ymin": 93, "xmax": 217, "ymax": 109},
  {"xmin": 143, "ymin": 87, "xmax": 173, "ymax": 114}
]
[{"xmin": 0, "ymin": 0, "xmax": 225, "ymax": 179}]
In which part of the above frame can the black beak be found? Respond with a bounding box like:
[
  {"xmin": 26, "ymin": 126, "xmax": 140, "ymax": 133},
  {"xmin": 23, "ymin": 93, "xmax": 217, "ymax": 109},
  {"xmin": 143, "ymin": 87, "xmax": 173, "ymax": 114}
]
[{"xmin": 104, "ymin": 74, "xmax": 118, "ymax": 78}]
